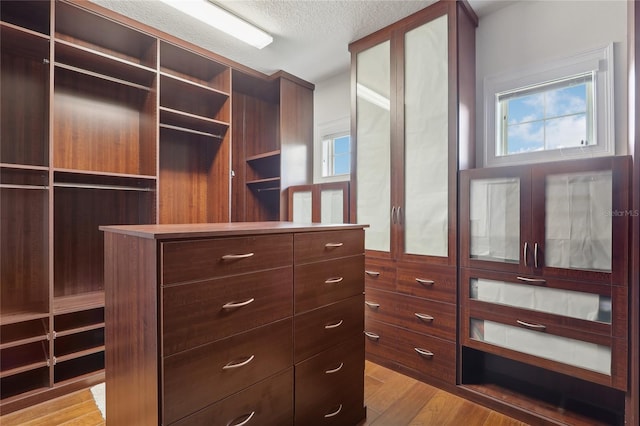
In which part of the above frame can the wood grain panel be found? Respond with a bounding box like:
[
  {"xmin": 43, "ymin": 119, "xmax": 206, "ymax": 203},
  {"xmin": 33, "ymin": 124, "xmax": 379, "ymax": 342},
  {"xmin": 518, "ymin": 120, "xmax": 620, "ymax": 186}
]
[
  {"xmin": 294, "ymin": 229, "xmax": 364, "ymax": 264},
  {"xmin": 294, "ymin": 294, "xmax": 364, "ymax": 363},
  {"xmin": 364, "ymin": 287, "xmax": 456, "ymax": 341},
  {"xmin": 172, "ymin": 368, "xmax": 294, "ymax": 426},
  {"xmin": 294, "ymin": 254, "xmax": 364, "ymax": 314},
  {"xmin": 162, "ymin": 267, "xmax": 293, "ymax": 356},
  {"xmin": 161, "ymin": 234, "xmax": 292, "ymax": 284},
  {"xmin": 364, "ymin": 257, "xmax": 396, "ymax": 292},
  {"xmin": 162, "ymin": 318, "xmax": 292, "ymax": 425},
  {"xmin": 396, "ymin": 263, "xmax": 456, "ymax": 303}
]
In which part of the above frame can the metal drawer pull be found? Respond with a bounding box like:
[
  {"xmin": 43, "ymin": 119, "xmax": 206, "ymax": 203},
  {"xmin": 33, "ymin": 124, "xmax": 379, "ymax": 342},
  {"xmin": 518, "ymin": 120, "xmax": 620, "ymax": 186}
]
[
  {"xmin": 325, "ymin": 320, "xmax": 343, "ymax": 329},
  {"xmin": 325, "ymin": 242, "xmax": 344, "ymax": 248},
  {"xmin": 325, "ymin": 277, "xmax": 344, "ymax": 284},
  {"xmin": 222, "ymin": 354, "xmax": 255, "ymax": 370},
  {"xmin": 222, "ymin": 298, "xmax": 255, "ymax": 309},
  {"xmin": 325, "ymin": 362, "xmax": 344, "ymax": 374},
  {"xmin": 324, "ymin": 404, "xmax": 343, "ymax": 418},
  {"xmin": 414, "ymin": 348, "xmax": 434, "ymax": 358},
  {"xmin": 414, "ymin": 313, "xmax": 434, "ymax": 322},
  {"xmin": 365, "ymin": 270, "xmax": 381, "ymax": 277},
  {"xmin": 229, "ymin": 411, "xmax": 255, "ymax": 426},
  {"xmin": 415, "ymin": 278, "xmax": 435, "ymax": 286},
  {"xmin": 516, "ymin": 320, "xmax": 546, "ymax": 330},
  {"xmin": 364, "ymin": 331, "xmax": 380, "ymax": 340},
  {"xmin": 221, "ymin": 253, "xmax": 254, "ymax": 261},
  {"xmin": 365, "ymin": 301, "xmax": 380, "ymax": 309},
  {"xmin": 516, "ymin": 276, "xmax": 546, "ymax": 283}
]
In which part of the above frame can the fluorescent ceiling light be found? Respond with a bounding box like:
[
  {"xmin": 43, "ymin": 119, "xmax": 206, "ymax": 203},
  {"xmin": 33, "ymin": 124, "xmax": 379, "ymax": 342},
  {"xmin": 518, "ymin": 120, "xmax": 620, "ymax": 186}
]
[{"xmin": 158, "ymin": 0, "xmax": 273, "ymax": 49}]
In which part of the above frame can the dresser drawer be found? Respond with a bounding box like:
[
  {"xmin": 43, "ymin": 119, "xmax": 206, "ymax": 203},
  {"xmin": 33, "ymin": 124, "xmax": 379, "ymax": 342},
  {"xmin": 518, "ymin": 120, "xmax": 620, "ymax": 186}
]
[
  {"xmin": 364, "ymin": 288, "xmax": 456, "ymax": 341},
  {"xmin": 163, "ymin": 267, "xmax": 293, "ymax": 356},
  {"xmin": 162, "ymin": 234, "xmax": 293, "ymax": 285},
  {"xmin": 295, "ymin": 337, "xmax": 364, "ymax": 425},
  {"xmin": 163, "ymin": 318, "xmax": 292, "ymax": 424},
  {"xmin": 364, "ymin": 319, "xmax": 456, "ymax": 384},
  {"xmin": 364, "ymin": 257, "xmax": 396, "ymax": 291},
  {"xmin": 396, "ymin": 263, "xmax": 456, "ymax": 304},
  {"xmin": 294, "ymin": 255, "xmax": 364, "ymax": 314},
  {"xmin": 294, "ymin": 230, "xmax": 364, "ymax": 264},
  {"xmin": 171, "ymin": 368, "xmax": 294, "ymax": 426},
  {"xmin": 295, "ymin": 294, "xmax": 364, "ymax": 363}
]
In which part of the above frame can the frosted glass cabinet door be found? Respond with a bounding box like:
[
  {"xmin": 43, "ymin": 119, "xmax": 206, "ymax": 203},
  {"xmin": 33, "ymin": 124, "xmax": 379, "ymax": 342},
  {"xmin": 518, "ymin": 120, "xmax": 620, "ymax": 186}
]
[
  {"xmin": 356, "ymin": 40, "xmax": 391, "ymax": 252},
  {"xmin": 544, "ymin": 170, "xmax": 612, "ymax": 272},
  {"xmin": 403, "ymin": 15, "xmax": 448, "ymax": 257},
  {"xmin": 292, "ymin": 191, "xmax": 312, "ymax": 223},
  {"xmin": 320, "ymin": 189, "xmax": 344, "ymax": 224},
  {"xmin": 469, "ymin": 178, "xmax": 520, "ymax": 263}
]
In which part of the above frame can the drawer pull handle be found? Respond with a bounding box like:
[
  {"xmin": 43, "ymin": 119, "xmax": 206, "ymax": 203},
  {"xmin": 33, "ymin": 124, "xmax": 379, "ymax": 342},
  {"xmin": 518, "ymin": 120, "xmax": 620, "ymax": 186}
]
[
  {"xmin": 324, "ymin": 404, "xmax": 343, "ymax": 418},
  {"xmin": 415, "ymin": 278, "xmax": 435, "ymax": 286},
  {"xmin": 365, "ymin": 270, "xmax": 381, "ymax": 277},
  {"xmin": 222, "ymin": 298, "xmax": 255, "ymax": 309},
  {"xmin": 365, "ymin": 301, "xmax": 380, "ymax": 309},
  {"xmin": 325, "ymin": 362, "xmax": 344, "ymax": 374},
  {"xmin": 325, "ymin": 320, "xmax": 343, "ymax": 329},
  {"xmin": 414, "ymin": 348, "xmax": 434, "ymax": 358},
  {"xmin": 222, "ymin": 354, "xmax": 255, "ymax": 370},
  {"xmin": 222, "ymin": 253, "xmax": 255, "ymax": 261},
  {"xmin": 516, "ymin": 276, "xmax": 546, "ymax": 283},
  {"xmin": 364, "ymin": 331, "xmax": 380, "ymax": 340},
  {"xmin": 516, "ymin": 320, "xmax": 546, "ymax": 330},
  {"xmin": 325, "ymin": 277, "xmax": 344, "ymax": 284},
  {"xmin": 228, "ymin": 411, "xmax": 255, "ymax": 426},
  {"xmin": 325, "ymin": 242, "xmax": 344, "ymax": 248},
  {"xmin": 414, "ymin": 313, "xmax": 434, "ymax": 322}
]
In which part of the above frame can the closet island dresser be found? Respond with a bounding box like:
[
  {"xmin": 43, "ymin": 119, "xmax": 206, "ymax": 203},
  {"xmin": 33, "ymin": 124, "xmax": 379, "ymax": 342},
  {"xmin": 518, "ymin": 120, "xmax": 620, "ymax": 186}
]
[{"xmin": 101, "ymin": 222, "xmax": 366, "ymax": 426}]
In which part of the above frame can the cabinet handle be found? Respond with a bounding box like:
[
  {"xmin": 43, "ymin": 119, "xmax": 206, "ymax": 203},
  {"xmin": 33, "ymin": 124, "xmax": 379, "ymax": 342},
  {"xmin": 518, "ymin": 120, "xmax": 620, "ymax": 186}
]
[
  {"xmin": 534, "ymin": 242, "xmax": 540, "ymax": 268},
  {"xmin": 415, "ymin": 278, "xmax": 435, "ymax": 286},
  {"xmin": 391, "ymin": 206, "xmax": 397, "ymax": 224},
  {"xmin": 221, "ymin": 252, "xmax": 254, "ymax": 261},
  {"xmin": 516, "ymin": 319, "xmax": 546, "ymax": 330},
  {"xmin": 325, "ymin": 277, "xmax": 344, "ymax": 284},
  {"xmin": 516, "ymin": 276, "xmax": 546, "ymax": 283},
  {"xmin": 325, "ymin": 242, "xmax": 343, "ymax": 248},
  {"xmin": 222, "ymin": 354, "xmax": 255, "ymax": 370},
  {"xmin": 222, "ymin": 298, "xmax": 255, "ymax": 309},
  {"xmin": 324, "ymin": 404, "xmax": 343, "ymax": 418},
  {"xmin": 365, "ymin": 270, "xmax": 381, "ymax": 277},
  {"xmin": 228, "ymin": 411, "xmax": 255, "ymax": 426},
  {"xmin": 414, "ymin": 313, "xmax": 434, "ymax": 322},
  {"xmin": 523, "ymin": 242, "xmax": 529, "ymax": 267},
  {"xmin": 324, "ymin": 320, "xmax": 343, "ymax": 329},
  {"xmin": 365, "ymin": 301, "xmax": 380, "ymax": 309},
  {"xmin": 364, "ymin": 331, "xmax": 380, "ymax": 340},
  {"xmin": 325, "ymin": 362, "xmax": 344, "ymax": 374},
  {"xmin": 397, "ymin": 206, "xmax": 403, "ymax": 225},
  {"xmin": 414, "ymin": 348, "xmax": 434, "ymax": 358}
]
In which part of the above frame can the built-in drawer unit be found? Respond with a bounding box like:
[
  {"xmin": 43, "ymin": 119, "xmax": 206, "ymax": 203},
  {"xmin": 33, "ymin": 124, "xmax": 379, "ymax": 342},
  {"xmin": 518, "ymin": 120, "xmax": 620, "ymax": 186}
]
[
  {"xmin": 364, "ymin": 258, "xmax": 396, "ymax": 291},
  {"xmin": 364, "ymin": 287, "xmax": 456, "ymax": 341},
  {"xmin": 396, "ymin": 263, "xmax": 456, "ymax": 304},
  {"xmin": 364, "ymin": 318, "xmax": 456, "ymax": 384},
  {"xmin": 102, "ymin": 223, "xmax": 366, "ymax": 425}
]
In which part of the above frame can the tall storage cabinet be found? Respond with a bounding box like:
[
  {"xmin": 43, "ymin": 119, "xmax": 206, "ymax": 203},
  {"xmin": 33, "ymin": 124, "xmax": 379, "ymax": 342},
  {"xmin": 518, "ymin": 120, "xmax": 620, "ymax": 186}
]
[
  {"xmin": 0, "ymin": 0, "xmax": 311, "ymax": 414},
  {"xmin": 350, "ymin": 0, "xmax": 476, "ymax": 385}
]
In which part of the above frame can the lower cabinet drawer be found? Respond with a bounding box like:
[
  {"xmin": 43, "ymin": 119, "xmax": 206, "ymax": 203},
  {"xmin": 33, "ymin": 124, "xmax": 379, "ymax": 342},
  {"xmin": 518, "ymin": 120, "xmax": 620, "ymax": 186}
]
[
  {"xmin": 294, "ymin": 295, "xmax": 364, "ymax": 363},
  {"xmin": 396, "ymin": 263, "xmax": 456, "ymax": 304},
  {"xmin": 170, "ymin": 368, "xmax": 294, "ymax": 426},
  {"xmin": 295, "ymin": 337, "xmax": 365, "ymax": 426},
  {"xmin": 364, "ymin": 288, "xmax": 456, "ymax": 341},
  {"xmin": 162, "ymin": 318, "xmax": 293, "ymax": 424},
  {"xmin": 364, "ymin": 319, "xmax": 456, "ymax": 384},
  {"xmin": 364, "ymin": 258, "xmax": 396, "ymax": 291}
]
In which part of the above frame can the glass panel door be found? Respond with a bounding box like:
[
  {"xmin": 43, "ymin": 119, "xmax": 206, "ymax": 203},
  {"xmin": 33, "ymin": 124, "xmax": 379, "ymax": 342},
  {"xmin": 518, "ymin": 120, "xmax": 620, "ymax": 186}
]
[
  {"xmin": 356, "ymin": 40, "xmax": 391, "ymax": 252},
  {"xmin": 403, "ymin": 14, "xmax": 449, "ymax": 257},
  {"xmin": 292, "ymin": 190, "xmax": 312, "ymax": 223},
  {"xmin": 320, "ymin": 188, "xmax": 344, "ymax": 224}
]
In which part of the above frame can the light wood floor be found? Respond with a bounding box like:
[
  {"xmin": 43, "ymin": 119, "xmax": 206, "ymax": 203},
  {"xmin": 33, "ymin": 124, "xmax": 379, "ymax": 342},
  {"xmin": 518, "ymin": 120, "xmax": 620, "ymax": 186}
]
[{"xmin": 0, "ymin": 361, "xmax": 527, "ymax": 425}]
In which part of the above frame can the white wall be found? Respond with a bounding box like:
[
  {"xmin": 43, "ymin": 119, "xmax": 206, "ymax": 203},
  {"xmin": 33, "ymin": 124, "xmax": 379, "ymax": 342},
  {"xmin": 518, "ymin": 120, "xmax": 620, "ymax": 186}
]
[
  {"xmin": 312, "ymin": 71, "xmax": 351, "ymax": 183},
  {"xmin": 475, "ymin": 0, "xmax": 627, "ymax": 166}
]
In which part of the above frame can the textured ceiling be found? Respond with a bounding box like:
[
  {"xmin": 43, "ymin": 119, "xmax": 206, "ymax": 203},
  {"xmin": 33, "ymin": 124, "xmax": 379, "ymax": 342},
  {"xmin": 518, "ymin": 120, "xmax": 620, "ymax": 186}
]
[{"xmin": 89, "ymin": 0, "xmax": 507, "ymax": 84}]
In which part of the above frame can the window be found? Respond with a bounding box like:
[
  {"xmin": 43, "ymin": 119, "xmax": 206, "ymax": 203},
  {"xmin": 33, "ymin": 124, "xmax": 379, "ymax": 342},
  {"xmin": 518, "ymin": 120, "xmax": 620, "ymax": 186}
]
[
  {"xmin": 484, "ymin": 44, "xmax": 613, "ymax": 167},
  {"xmin": 322, "ymin": 133, "xmax": 351, "ymax": 177}
]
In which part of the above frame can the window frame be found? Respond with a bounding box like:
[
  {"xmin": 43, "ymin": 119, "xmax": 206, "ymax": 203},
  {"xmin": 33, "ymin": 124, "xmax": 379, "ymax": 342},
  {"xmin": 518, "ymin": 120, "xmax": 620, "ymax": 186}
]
[
  {"xmin": 483, "ymin": 43, "xmax": 614, "ymax": 167},
  {"xmin": 322, "ymin": 132, "xmax": 351, "ymax": 177},
  {"xmin": 314, "ymin": 117, "xmax": 351, "ymax": 183}
]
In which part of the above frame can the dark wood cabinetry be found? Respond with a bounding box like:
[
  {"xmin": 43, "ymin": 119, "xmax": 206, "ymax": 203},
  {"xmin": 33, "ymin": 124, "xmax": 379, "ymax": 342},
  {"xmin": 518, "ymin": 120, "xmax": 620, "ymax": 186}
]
[
  {"xmin": 0, "ymin": 0, "xmax": 314, "ymax": 413},
  {"xmin": 101, "ymin": 223, "xmax": 366, "ymax": 425}
]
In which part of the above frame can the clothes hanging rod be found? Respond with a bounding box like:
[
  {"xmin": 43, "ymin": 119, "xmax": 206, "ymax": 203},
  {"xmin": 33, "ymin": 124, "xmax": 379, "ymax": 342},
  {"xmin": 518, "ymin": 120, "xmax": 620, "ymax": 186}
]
[
  {"xmin": 54, "ymin": 182, "xmax": 154, "ymax": 192},
  {"xmin": 0, "ymin": 184, "xmax": 49, "ymax": 190}
]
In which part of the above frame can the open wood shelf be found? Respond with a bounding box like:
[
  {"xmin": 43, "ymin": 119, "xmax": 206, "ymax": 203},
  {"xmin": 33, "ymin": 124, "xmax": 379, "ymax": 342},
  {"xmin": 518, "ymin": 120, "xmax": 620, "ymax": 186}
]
[
  {"xmin": 246, "ymin": 150, "xmax": 281, "ymax": 162},
  {"xmin": 54, "ymin": 308, "xmax": 104, "ymax": 334},
  {"xmin": 160, "ymin": 74, "xmax": 229, "ymax": 123},
  {"xmin": 0, "ymin": 1, "xmax": 50, "ymax": 35},
  {"xmin": 0, "ymin": 318, "xmax": 49, "ymax": 350},
  {"xmin": 0, "ymin": 368, "xmax": 49, "ymax": 401},
  {"xmin": 53, "ymin": 292, "xmax": 105, "ymax": 315},
  {"xmin": 0, "ymin": 341, "xmax": 49, "ymax": 378},
  {"xmin": 54, "ymin": 329, "xmax": 104, "ymax": 359},
  {"xmin": 159, "ymin": 107, "xmax": 229, "ymax": 139},
  {"xmin": 53, "ymin": 352, "xmax": 104, "ymax": 384},
  {"xmin": 160, "ymin": 40, "xmax": 230, "ymax": 92}
]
